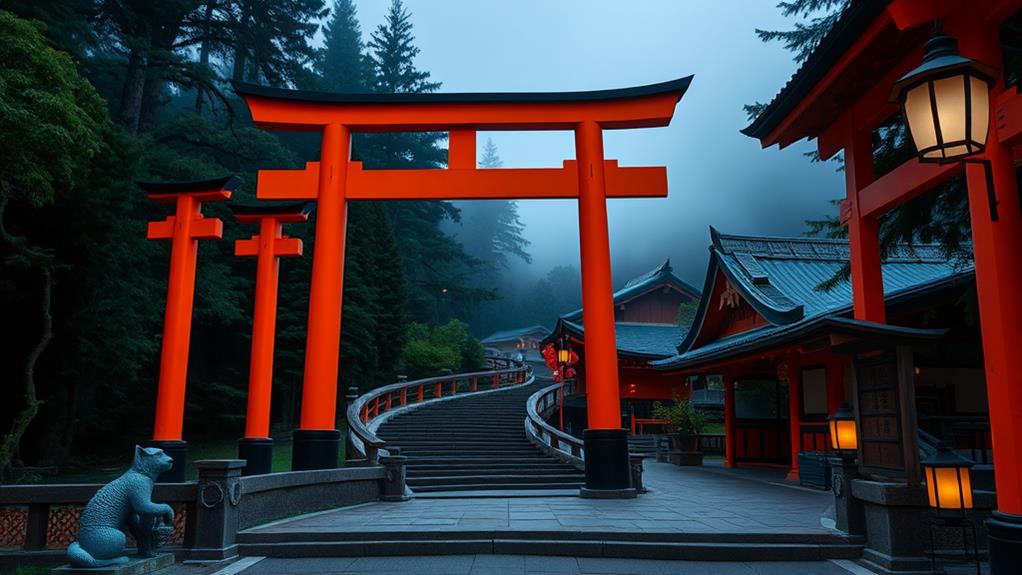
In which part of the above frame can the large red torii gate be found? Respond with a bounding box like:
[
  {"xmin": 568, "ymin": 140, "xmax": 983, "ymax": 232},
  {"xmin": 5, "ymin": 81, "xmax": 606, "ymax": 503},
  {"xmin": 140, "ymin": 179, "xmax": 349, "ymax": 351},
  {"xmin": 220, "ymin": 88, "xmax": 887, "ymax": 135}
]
[{"xmin": 234, "ymin": 77, "xmax": 691, "ymax": 496}]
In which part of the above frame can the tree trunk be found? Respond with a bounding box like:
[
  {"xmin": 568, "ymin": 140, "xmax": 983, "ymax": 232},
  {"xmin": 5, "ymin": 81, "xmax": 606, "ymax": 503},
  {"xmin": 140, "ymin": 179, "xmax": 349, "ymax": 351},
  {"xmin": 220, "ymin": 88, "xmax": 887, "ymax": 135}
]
[
  {"xmin": 194, "ymin": 1, "xmax": 217, "ymax": 113},
  {"xmin": 138, "ymin": 73, "xmax": 163, "ymax": 133},
  {"xmin": 231, "ymin": 1, "xmax": 251, "ymax": 83},
  {"xmin": 0, "ymin": 193, "xmax": 52, "ymax": 481},
  {"xmin": 119, "ymin": 49, "xmax": 147, "ymax": 134}
]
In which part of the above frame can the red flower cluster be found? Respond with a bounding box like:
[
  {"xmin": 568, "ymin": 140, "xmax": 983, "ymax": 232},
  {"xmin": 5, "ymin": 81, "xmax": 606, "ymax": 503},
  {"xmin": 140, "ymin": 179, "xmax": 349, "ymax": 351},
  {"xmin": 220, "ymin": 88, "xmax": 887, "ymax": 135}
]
[{"xmin": 542, "ymin": 342, "xmax": 578, "ymax": 382}]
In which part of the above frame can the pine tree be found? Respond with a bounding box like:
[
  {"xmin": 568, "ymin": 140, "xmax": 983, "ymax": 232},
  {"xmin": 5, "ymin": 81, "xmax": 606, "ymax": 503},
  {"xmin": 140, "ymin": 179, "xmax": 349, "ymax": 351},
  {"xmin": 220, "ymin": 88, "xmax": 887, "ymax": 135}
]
[
  {"xmin": 360, "ymin": 0, "xmax": 491, "ymax": 325},
  {"xmin": 317, "ymin": 0, "xmax": 365, "ymax": 93},
  {"xmin": 752, "ymin": 0, "xmax": 972, "ymax": 289},
  {"xmin": 454, "ymin": 139, "xmax": 532, "ymax": 334}
]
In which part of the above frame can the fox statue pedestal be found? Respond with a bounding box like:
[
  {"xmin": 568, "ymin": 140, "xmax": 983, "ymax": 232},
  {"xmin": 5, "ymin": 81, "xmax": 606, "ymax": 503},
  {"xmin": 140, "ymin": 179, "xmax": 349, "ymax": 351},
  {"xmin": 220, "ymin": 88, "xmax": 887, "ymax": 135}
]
[{"xmin": 55, "ymin": 446, "xmax": 177, "ymax": 574}]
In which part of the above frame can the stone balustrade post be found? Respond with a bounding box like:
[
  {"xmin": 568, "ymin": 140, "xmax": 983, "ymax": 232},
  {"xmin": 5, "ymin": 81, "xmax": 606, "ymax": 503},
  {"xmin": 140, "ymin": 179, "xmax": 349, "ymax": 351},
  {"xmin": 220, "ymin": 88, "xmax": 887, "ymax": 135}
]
[
  {"xmin": 379, "ymin": 452, "xmax": 409, "ymax": 502},
  {"xmin": 629, "ymin": 454, "xmax": 646, "ymax": 494},
  {"xmin": 344, "ymin": 386, "xmax": 359, "ymax": 462},
  {"xmin": 191, "ymin": 459, "xmax": 246, "ymax": 560},
  {"xmin": 829, "ymin": 456, "xmax": 865, "ymax": 536}
]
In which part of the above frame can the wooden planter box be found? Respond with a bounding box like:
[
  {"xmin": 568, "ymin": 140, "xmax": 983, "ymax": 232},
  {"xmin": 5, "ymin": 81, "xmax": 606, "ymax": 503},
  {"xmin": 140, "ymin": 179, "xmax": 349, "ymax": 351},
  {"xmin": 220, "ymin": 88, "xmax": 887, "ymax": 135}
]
[{"xmin": 797, "ymin": 451, "xmax": 831, "ymax": 490}]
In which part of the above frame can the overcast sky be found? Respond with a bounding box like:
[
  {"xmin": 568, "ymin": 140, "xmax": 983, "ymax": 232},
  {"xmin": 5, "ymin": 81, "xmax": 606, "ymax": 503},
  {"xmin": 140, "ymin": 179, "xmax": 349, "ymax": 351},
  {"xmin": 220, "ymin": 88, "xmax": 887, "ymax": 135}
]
[{"xmin": 352, "ymin": 0, "xmax": 845, "ymax": 288}]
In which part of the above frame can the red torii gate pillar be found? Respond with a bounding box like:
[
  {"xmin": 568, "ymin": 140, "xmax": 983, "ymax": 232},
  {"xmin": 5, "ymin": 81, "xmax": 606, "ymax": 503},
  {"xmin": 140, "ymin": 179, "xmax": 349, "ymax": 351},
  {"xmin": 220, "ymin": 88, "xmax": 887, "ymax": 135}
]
[
  {"xmin": 141, "ymin": 176, "xmax": 237, "ymax": 482},
  {"xmin": 235, "ymin": 77, "xmax": 692, "ymax": 495},
  {"xmin": 231, "ymin": 202, "xmax": 310, "ymax": 476}
]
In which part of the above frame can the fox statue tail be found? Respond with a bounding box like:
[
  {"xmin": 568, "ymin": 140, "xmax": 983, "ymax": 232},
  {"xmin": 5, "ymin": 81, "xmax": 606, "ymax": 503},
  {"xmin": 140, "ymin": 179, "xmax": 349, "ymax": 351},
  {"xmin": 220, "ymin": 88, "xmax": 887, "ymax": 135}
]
[{"xmin": 67, "ymin": 541, "xmax": 129, "ymax": 568}]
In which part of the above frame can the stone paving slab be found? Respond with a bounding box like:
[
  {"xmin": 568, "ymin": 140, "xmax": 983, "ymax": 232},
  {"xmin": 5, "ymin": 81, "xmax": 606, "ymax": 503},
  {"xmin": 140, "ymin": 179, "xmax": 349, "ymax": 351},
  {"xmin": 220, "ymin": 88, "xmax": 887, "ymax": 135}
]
[
  {"xmin": 226, "ymin": 556, "xmax": 866, "ymax": 575},
  {"xmin": 243, "ymin": 462, "xmax": 835, "ymax": 537}
]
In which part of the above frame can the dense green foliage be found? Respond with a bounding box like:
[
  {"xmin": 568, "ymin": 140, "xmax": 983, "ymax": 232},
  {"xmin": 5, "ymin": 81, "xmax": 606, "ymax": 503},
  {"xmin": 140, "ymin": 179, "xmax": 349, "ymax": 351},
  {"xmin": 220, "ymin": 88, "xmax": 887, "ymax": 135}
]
[
  {"xmin": 0, "ymin": 0, "xmax": 506, "ymax": 476},
  {"xmin": 399, "ymin": 320, "xmax": 485, "ymax": 379}
]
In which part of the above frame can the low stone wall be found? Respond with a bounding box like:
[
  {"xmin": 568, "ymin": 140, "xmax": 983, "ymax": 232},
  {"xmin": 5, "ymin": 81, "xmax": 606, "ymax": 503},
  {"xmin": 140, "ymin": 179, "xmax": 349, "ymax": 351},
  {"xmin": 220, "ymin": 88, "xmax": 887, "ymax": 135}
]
[
  {"xmin": 1, "ymin": 460, "xmax": 392, "ymax": 568},
  {"xmin": 850, "ymin": 479, "xmax": 996, "ymax": 575},
  {"xmin": 238, "ymin": 465, "xmax": 384, "ymax": 530}
]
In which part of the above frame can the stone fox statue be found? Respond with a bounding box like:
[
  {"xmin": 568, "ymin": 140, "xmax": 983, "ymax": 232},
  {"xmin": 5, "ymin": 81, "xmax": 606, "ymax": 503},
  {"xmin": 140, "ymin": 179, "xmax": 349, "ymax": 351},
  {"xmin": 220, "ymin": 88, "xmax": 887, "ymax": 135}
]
[{"xmin": 67, "ymin": 446, "xmax": 175, "ymax": 568}]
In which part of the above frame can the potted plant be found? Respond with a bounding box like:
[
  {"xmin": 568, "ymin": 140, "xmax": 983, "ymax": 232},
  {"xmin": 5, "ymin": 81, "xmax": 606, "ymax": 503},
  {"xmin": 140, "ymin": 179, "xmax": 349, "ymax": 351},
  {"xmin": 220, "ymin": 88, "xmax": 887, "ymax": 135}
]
[{"xmin": 652, "ymin": 392, "xmax": 709, "ymax": 464}]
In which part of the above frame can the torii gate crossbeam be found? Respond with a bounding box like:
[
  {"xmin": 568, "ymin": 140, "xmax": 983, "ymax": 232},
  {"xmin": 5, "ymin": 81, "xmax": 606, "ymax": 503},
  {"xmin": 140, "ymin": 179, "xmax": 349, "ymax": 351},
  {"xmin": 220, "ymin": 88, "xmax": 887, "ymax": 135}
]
[{"xmin": 235, "ymin": 77, "xmax": 692, "ymax": 497}]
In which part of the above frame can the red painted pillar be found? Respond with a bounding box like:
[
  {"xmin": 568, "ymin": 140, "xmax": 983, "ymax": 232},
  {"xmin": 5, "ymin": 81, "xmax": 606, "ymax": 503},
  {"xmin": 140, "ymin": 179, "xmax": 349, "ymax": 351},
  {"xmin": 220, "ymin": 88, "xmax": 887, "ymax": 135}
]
[
  {"xmin": 575, "ymin": 120, "xmax": 631, "ymax": 496},
  {"xmin": 293, "ymin": 123, "xmax": 350, "ymax": 471},
  {"xmin": 786, "ymin": 361, "xmax": 802, "ymax": 481},
  {"xmin": 826, "ymin": 358, "xmax": 845, "ymax": 416},
  {"xmin": 142, "ymin": 177, "xmax": 235, "ymax": 482},
  {"xmin": 723, "ymin": 373, "xmax": 736, "ymax": 468},
  {"xmin": 233, "ymin": 204, "xmax": 308, "ymax": 475},
  {"xmin": 845, "ymin": 129, "xmax": 886, "ymax": 323},
  {"xmin": 954, "ymin": 15, "xmax": 1022, "ymax": 542}
]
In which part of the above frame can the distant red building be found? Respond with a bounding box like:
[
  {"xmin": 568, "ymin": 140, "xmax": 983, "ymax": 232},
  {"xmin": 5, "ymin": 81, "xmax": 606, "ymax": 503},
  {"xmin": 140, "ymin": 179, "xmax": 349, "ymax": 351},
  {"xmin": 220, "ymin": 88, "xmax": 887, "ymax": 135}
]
[{"xmin": 547, "ymin": 260, "xmax": 701, "ymax": 435}]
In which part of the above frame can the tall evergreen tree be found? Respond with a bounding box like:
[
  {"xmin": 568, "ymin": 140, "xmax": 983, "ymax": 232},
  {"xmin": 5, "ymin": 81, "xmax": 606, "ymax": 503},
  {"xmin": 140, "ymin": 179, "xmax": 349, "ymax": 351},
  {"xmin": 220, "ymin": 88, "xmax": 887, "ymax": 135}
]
[
  {"xmin": 360, "ymin": 0, "xmax": 491, "ymax": 325},
  {"xmin": 453, "ymin": 139, "xmax": 532, "ymax": 335},
  {"xmin": 751, "ymin": 0, "xmax": 973, "ymax": 289},
  {"xmin": 316, "ymin": 0, "xmax": 365, "ymax": 93}
]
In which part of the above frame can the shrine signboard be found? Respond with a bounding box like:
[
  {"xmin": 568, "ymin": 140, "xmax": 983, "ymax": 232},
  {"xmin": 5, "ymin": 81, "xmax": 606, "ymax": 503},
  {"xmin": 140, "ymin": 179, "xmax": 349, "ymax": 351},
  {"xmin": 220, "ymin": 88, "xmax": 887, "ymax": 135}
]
[{"xmin": 852, "ymin": 346, "xmax": 920, "ymax": 484}]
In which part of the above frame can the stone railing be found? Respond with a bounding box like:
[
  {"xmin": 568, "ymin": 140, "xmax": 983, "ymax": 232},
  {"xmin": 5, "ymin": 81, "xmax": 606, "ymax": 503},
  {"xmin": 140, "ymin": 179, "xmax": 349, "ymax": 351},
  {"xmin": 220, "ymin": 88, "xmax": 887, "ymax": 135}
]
[
  {"xmin": 346, "ymin": 359, "xmax": 534, "ymax": 464},
  {"xmin": 525, "ymin": 380, "xmax": 585, "ymax": 469},
  {"xmin": 0, "ymin": 461, "xmax": 389, "ymax": 568}
]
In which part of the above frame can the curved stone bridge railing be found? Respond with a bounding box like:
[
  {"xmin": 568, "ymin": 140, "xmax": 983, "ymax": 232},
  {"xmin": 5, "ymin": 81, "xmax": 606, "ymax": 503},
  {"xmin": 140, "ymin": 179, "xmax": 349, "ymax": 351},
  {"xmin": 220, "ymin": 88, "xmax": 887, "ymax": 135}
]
[
  {"xmin": 345, "ymin": 358, "xmax": 534, "ymax": 465},
  {"xmin": 525, "ymin": 380, "xmax": 585, "ymax": 469}
]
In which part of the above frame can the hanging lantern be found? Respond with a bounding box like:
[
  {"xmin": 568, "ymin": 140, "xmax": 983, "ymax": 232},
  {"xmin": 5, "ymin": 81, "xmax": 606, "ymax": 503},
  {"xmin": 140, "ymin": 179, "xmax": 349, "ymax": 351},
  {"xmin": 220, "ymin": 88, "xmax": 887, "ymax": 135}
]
[
  {"xmin": 922, "ymin": 443, "xmax": 975, "ymax": 512},
  {"xmin": 557, "ymin": 339, "xmax": 571, "ymax": 364},
  {"xmin": 890, "ymin": 30, "xmax": 998, "ymax": 164},
  {"xmin": 828, "ymin": 403, "xmax": 858, "ymax": 452}
]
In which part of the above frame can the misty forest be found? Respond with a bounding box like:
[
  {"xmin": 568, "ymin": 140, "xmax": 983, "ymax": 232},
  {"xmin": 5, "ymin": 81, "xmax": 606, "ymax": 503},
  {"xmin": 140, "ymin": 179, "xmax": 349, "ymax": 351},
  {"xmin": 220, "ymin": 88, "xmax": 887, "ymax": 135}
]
[{"xmin": 0, "ymin": 0, "xmax": 981, "ymax": 479}]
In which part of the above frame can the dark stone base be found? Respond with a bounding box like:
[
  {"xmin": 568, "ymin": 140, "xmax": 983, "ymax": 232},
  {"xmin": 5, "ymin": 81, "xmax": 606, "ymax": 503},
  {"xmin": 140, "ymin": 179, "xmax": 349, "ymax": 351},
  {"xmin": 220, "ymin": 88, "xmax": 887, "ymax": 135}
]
[
  {"xmin": 238, "ymin": 437, "xmax": 273, "ymax": 476},
  {"xmin": 580, "ymin": 487, "xmax": 637, "ymax": 499},
  {"xmin": 669, "ymin": 451, "xmax": 703, "ymax": 466},
  {"xmin": 291, "ymin": 429, "xmax": 340, "ymax": 471},
  {"xmin": 988, "ymin": 511, "xmax": 1022, "ymax": 575},
  {"xmin": 144, "ymin": 440, "xmax": 187, "ymax": 483},
  {"xmin": 53, "ymin": 553, "xmax": 174, "ymax": 575},
  {"xmin": 582, "ymin": 428, "xmax": 631, "ymax": 493}
]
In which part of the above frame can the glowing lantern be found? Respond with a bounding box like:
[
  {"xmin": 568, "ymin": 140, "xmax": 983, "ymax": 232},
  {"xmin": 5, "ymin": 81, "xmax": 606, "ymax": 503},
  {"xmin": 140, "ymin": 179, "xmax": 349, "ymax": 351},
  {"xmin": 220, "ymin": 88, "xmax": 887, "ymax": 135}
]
[
  {"xmin": 923, "ymin": 443, "xmax": 974, "ymax": 512},
  {"xmin": 828, "ymin": 403, "xmax": 858, "ymax": 452}
]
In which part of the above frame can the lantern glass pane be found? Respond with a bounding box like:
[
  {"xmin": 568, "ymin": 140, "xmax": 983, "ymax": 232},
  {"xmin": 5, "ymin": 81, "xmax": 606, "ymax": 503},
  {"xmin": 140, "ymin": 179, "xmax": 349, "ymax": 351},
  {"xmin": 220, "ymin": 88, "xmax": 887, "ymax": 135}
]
[
  {"xmin": 934, "ymin": 467, "xmax": 967, "ymax": 509},
  {"xmin": 969, "ymin": 75, "xmax": 990, "ymax": 148},
  {"xmin": 959, "ymin": 467, "xmax": 974, "ymax": 509},
  {"xmin": 905, "ymin": 83, "xmax": 938, "ymax": 152},
  {"xmin": 925, "ymin": 466, "xmax": 938, "ymax": 507},
  {"xmin": 558, "ymin": 350, "xmax": 569, "ymax": 363},
  {"xmin": 934, "ymin": 75, "xmax": 967, "ymax": 150},
  {"xmin": 829, "ymin": 419, "xmax": 839, "ymax": 450},
  {"xmin": 836, "ymin": 419, "xmax": 857, "ymax": 450}
]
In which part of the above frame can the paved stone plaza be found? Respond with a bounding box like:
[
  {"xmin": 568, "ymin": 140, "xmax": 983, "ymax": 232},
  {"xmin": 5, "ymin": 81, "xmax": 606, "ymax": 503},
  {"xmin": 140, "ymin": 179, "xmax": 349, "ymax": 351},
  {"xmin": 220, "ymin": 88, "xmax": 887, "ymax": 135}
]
[
  {"xmin": 243, "ymin": 461, "xmax": 835, "ymax": 536},
  {"xmin": 205, "ymin": 555, "xmax": 869, "ymax": 575}
]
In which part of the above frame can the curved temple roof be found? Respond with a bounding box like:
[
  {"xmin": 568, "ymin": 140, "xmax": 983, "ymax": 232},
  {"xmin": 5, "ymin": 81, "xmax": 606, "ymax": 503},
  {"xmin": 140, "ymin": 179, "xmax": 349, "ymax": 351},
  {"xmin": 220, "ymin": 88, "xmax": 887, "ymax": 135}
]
[{"xmin": 655, "ymin": 227, "xmax": 974, "ymax": 370}]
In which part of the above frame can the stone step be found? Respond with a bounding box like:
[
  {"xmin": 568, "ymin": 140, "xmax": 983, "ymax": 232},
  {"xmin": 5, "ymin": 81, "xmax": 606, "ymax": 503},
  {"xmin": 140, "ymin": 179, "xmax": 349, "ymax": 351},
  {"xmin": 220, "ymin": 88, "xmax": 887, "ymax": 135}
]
[
  {"xmin": 403, "ymin": 456, "xmax": 567, "ymax": 465},
  {"xmin": 407, "ymin": 473, "xmax": 584, "ymax": 485},
  {"xmin": 409, "ymin": 482, "xmax": 585, "ymax": 492},
  {"xmin": 407, "ymin": 463, "xmax": 574, "ymax": 473},
  {"xmin": 238, "ymin": 539, "xmax": 863, "ymax": 561}
]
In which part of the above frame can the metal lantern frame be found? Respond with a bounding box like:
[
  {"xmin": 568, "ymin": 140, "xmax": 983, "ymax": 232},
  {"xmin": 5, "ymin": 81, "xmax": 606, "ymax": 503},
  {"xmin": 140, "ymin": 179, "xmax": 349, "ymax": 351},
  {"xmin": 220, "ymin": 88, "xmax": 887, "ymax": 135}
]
[
  {"xmin": 921, "ymin": 443, "xmax": 980, "ymax": 574},
  {"xmin": 890, "ymin": 30, "xmax": 998, "ymax": 165},
  {"xmin": 828, "ymin": 402, "xmax": 858, "ymax": 453}
]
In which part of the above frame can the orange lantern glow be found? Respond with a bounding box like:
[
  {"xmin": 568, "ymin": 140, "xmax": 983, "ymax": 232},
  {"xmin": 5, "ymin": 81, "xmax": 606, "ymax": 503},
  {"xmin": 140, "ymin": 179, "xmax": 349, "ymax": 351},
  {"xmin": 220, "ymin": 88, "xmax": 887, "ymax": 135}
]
[
  {"xmin": 923, "ymin": 443, "xmax": 974, "ymax": 512},
  {"xmin": 828, "ymin": 403, "xmax": 858, "ymax": 452}
]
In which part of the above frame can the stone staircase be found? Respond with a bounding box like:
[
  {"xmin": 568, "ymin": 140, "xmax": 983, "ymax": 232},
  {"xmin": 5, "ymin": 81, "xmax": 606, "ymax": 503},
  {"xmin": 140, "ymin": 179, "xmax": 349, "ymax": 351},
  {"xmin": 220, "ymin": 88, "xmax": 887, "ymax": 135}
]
[{"xmin": 376, "ymin": 380, "xmax": 584, "ymax": 493}]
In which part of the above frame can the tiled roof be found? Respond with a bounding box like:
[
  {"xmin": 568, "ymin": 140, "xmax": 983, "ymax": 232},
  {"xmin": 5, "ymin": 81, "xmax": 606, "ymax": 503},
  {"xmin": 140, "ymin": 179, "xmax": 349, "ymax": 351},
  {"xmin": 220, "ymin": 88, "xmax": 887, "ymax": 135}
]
[
  {"xmin": 562, "ymin": 259, "xmax": 701, "ymax": 321},
  {"xmin": 741, "ymin": 0, "xmax": 892, "ymax": 142},
  {"xmin": 560, "ymin": 320, "xmax": 689, "ymax": 359},
  {"xmin": 480, "ymin": 325, "xmax": 551, "ymax": 344},
  {"xmin": 654, "ymin": 228, "xmax": 974, "ymax": 369}
]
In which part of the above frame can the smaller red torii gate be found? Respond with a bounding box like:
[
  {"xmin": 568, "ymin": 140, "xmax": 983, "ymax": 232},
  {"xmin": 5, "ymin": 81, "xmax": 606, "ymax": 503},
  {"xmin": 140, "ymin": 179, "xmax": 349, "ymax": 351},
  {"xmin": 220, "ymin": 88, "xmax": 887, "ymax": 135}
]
[{"xmin": 234, "ymin": 78, "xmax": 691, "ymax": 496}]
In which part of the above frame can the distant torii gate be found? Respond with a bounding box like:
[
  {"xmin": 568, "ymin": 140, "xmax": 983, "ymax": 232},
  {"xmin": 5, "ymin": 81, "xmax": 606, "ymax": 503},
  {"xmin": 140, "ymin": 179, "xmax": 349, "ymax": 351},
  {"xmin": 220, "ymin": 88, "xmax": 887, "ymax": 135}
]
[{"xmin": 234, "ymin": 77, "xmax": 692, "ymax": 496}]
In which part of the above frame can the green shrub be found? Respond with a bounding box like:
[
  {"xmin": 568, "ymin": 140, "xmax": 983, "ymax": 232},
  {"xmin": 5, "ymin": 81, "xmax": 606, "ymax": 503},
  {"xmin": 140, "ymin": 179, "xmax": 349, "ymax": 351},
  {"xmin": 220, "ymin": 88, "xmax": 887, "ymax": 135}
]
[
  {"xmin": 398, "ymin": 320, "xmax": 484, "ymax": 379},
  {"xmin": 652, "ymin": 392, "xmax": 711, "ymax": 435}
]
